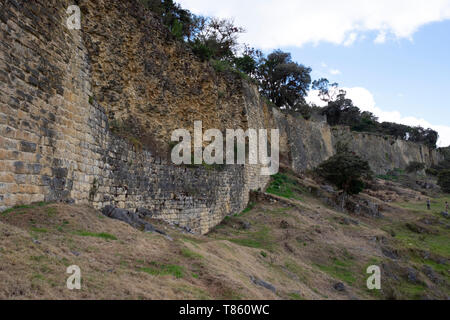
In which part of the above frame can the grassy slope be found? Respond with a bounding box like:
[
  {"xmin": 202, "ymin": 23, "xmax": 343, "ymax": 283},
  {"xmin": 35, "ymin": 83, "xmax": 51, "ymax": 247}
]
[{"xmin": 0, "ymin": 173, "xmax": 448, "ymax": 300}]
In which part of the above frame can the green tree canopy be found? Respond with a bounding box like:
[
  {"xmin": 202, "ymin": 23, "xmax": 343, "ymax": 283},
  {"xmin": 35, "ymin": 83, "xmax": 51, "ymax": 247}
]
[
  {"xmin": 316, "ymin": 150, "xmax": 373, "ymax": 195},
  {"xmin": 406, "ymin": 161, "xmax": 426, "ymax": 173},
  {"xmin": 257, "ymin": 50, "xmax": 312, "ymax": 110},
  {"xmin": 438, "ymin": 170, "xmax": 450, "ymax": 193}
]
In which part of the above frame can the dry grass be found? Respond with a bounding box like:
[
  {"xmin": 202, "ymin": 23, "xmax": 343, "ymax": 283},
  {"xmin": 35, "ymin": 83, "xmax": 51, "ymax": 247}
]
[{"xmin": 0, "ymin": 175, "xmax": 448, "ymax": 300}]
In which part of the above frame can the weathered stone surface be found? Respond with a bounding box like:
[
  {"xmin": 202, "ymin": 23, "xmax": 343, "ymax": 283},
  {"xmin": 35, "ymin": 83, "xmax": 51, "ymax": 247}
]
[{"xmin": 0, "ymin": 0, "xmax": 269, "ymax": 234}]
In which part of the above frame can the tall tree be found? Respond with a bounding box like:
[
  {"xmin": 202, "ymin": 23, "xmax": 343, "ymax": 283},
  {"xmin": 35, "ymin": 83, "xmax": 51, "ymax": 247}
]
[
  {"xmin": 312, "ymin": 78, "xmax": 339, "ymax": 102},
  {"xmin": 257, "ymin": 50, "xmax": 312, "ymax": 110}
]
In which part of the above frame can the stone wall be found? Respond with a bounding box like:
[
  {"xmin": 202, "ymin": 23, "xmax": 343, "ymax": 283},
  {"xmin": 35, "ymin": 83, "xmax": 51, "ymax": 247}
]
[
  {"xmin": 271, "ymin": 109, "xmax": 442, "ymax": 175},
  {"xmin": 331, "ymin": 127, "xmax": 442, "ymax": 175},
  {"xmin": 79, "ymin": 0, "xmax": 249, "ymax": 154},
  {"xmin": 0, "ymin": 0, "xmax": 442, "ymax": 234},
  {"xmin": 0, "ymin": 0, "xmax": 269, "ymax": 234}
]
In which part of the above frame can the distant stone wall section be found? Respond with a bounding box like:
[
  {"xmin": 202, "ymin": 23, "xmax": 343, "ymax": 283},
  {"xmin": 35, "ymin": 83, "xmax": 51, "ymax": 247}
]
[
  {"xmin": 269, "ymin": 109, "xmax": 441, "ymax": 175},
  {"xmin": 331, "ymin": 127, "xmax": 442, "ymax": 175}
]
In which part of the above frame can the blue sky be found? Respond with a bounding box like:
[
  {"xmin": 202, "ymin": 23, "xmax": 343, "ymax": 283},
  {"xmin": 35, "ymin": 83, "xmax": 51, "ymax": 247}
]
[{"xmin": 178, "ymin": 0, "xmax": 450, "ymax": 146}]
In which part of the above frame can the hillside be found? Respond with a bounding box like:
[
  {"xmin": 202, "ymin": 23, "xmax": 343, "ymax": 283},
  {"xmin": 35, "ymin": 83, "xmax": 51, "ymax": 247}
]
[
  {"xmin": 1, "ymin": 169, "xmax": 448, "ymax": 300},
  {"xmin": 0, "ymin": 0, "xmax": 449, "ymax": 302}
]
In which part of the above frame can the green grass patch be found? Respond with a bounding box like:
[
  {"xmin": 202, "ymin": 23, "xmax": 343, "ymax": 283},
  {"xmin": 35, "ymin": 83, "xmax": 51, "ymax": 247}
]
[
  {"xmin": 31, "ymin": 227, "xmax": 48, "ymax": 233},
  {"xmin": 181, "ymin": 248, "xmax": 203, "ymax": 260},
  {"xmin": 377, "ymin": 174, "xmax": 399, "ymax": 182},
  {"xmin": 285, "ymin": 259, "xmax": 308, "ymax": 283},
  {"xmin": 1, "ymin": 202, "xmax": 49, "ymax": 215},
  {"xmin": 266, "ymin": 173, "xmax": 305, "ymax": 200},
  {"xmin": 46, "ymin": 207, "xmax": 57, "ymax": 217},
  {"xmin": 398, "ymin": 282, "xmax": 427, "ymax": 299},
  {"xmin": 395, "ymin": 196, "xmax": 450, "ymax": 214},
  {"xmin": 315, "ymin": 257, "xmax": 356, "ymax": 285},
  {"xmin": 408, "ymin": 253, "xmax": 449, "ymax": 279},
  {"xmin": 74, "ymin": 231, "xmax": 118, "ymax": 241},
  {"xmin": 234, "ymin": 202, "xmax": 256, "ymax": 217},
  {"xmin": 288, "ymin": 292, "xmax": 304, "ymax": 300},
  {"xmin": 140, "ymin": 262, "xmax": 185, "ymax": 279},
  {"xmin": 2, "ymin": 205, "xmax": 33, "ymax": 215},
  {"xmin": 242, "ymin": 202, "xmax": 255, "ymax": 214},
  {"xmin": 395, "ymin": 227, "xmax": 450, "ymax": 257},
  {"xmin": 267, "ymin": 207, "xmax": 291, "ymax": 216},
  {"xmin": 181, "ymin": 236, "xmax": 204, "ymax": 246},
  {"xmin": 230, "ymin": 226, "xmax": 274, "ymax": 251},
  {"xmin": 57, "ymin": 220, "xmax": 70, "ymax": 233},
  {"xmin": 31, "ymin": 273, "xmax": 45, "ymax": 281},
  {"xmin": 30, "ymin": 255, "xmax": 46, "ymax": 262}
]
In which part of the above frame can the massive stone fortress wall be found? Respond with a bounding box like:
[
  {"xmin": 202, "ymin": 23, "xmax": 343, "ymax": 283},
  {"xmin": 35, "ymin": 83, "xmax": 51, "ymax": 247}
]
[
  {"xmin": 273, "ymin": 111, "xmax": 442, "ymax": 175},
  {"xmin": 0, "ymin": 0, "xmax": 441, "ymax": 233},
  {"xmin": 330, "ymin": 127, "xmax": 442, "ymax": 175},
  {"xmin": 0, "ymin": 0, "xmax": 269, "ymax": 234}
]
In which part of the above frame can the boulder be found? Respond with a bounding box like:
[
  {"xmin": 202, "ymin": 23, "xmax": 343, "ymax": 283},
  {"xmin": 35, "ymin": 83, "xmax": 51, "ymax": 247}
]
[
  {"xmin": 406, "ymin": 268, "xmax": 418, "ymax": 283},
  {"xmin": 101, "ymin": 205, "xmax": 166, "ymax": 236},
  {"xmin": 135, "ymin": 208, "xmax": 154, "ymax": 219},
  {"xmin": 422, "ymin": 265, "xmax": 441, "ymax": 284},
  {"xmin": 321, "ymin": 185, "xmax": 335, "ymax": 193},
  {"xmin": 333, "ymin": 282, "xmax": 345, "ymax": 292},
  {"xmin": 250, "ymin": 276, "xmax": 276, "ymax": 293},
  {"xmin": 241, "ymin": 221, "xmax": 251, "ymax": 230}
]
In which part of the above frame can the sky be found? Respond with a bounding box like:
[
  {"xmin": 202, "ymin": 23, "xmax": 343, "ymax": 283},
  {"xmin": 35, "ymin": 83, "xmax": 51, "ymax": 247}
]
[{"xmin": 177, "ymin": 0, "xmax": 450, "ymax": 147}]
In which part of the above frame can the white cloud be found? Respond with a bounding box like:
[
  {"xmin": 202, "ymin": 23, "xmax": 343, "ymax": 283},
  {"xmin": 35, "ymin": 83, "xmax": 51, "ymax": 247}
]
[
  {"xmin": 374, "ymin": 31, "xmax": 387, "ymax": 44},
  {"xmin": 178, "ymin": 0, "xmax": 450, "ymax": 49},
  {"xmin": 329, "ymin": 69, "xmax": 341, "ymax": 75},
  {"xmin": 343, "ymin": 32, "xmax": 358, "ymax": 46},
  {"xmin": 307, "ymin": 87, "xmax": 450, "ymax": 147}
]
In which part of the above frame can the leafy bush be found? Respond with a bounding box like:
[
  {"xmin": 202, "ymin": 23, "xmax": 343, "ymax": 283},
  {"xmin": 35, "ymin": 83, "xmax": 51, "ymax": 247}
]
[
  {"xmin": 211, "ymin": 59, "xmax": 233, "ymax": 73},
  {"xmin": 406, "ymin": 161, "xmax": 426, "ymax": 173},
  {"xmin": 190, "ymin": 39, "xmax": 214, "ymax": 61},
  {"xmin": 188, "ymin": 16, "xmax": 244, "ymax": 61},
  {"xmin": 437, "ymin": 170, "xmax": 450, "ymax": 193},
  {"xmin": 315, "ymin": 151, "xmax": 373, "ymax": 195},
  {"xmin": 426, "ymin": 168, "xmax": 439, "ymax": 176},
  {"xmin": 266, "ymin": 173, "xmax": 305, "ymax": 200},
  {"xmin": 141, "ymin": 0, "xmax": 194, "ymax": 40}
]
